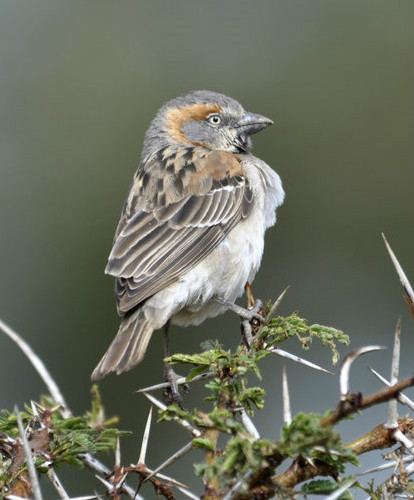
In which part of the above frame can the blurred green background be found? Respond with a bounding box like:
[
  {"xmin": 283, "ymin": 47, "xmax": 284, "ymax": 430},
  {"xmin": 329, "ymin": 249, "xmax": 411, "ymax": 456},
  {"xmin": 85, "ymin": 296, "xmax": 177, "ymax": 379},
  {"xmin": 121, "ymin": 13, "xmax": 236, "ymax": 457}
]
[{"xmin": 0, "ymin": 1, "xmax": 412, "ymax": 497}]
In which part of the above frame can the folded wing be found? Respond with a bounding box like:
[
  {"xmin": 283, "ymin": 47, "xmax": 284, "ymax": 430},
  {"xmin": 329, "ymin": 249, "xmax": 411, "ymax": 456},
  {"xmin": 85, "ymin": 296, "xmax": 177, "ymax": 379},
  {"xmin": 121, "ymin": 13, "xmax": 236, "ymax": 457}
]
[{"xmin": 105, "ymin": 146, "xmax": 254, "ymax": 314}]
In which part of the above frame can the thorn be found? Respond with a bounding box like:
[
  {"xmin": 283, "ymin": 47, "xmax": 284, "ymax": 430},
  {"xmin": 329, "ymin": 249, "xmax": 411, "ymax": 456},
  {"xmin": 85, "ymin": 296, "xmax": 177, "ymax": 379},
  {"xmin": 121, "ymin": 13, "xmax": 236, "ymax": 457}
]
[
  {"xmin": 30, "ymin": 400, "xmax": 39, "ymax": 417},
  {"xmin": 115, "ymin": 436, "xmax": 121, "ymax": 468},
  {"xmin": 222, "ymin": 474, "xmax": 252, "ymax": 500},
  {"xmin": 46, "ymin": 468, "xmax": 69, "ymax": 499},
  {"xmin": 222, "ymin": 480, "xmax": 244, "ymax": 500},
  {"xmin": 138, "ymin": 406, "xmax": 153, "ymax": 464},
  {"xmin": 357, "ymin": 458, "xmax": 407, "ymax": 476},
  {"xmin": 268, "ymin": 347, "xmax": 334, "ymax": 374},
  {"xmin": 393, "ymin": 429, "xmax": 414, "ymax": 455},
  {"xmin": 390, "ymin": 317, "xmax": 402, "ymax": 384},
  {"xmin": 339, "ymin": 345, "xmax": 386, "ymax": 400},
  {"xmin": 176, "ymin": 485, "xmax": 200, "ymax": 500},
  {"xmin": 95, "ymin": 474, "xmax": 115, "ymax": 491},
  {"xmin": 15, "ymin": 405, "xmax": 43, "ymax": 500},
  {"xmin": 382, "ymin": 233, "xmax": 414, "ymax": 310},
  {"xmin": 150, "ymin": 471, "xmax": 188, "ymax": 488},
  {"xmin": 393, "ymin": 429, "xmax": 414, "ymax": 456},
  {"xmin": 82, "ymin": 455, "xmax": 139, "ymax": 499},
  {"xmin": 401, "ymin": 460, "xmax": 414, "ymax": 476},
  {"xmin": 136, "ymin": 372, "xmax": 215, "ymax": 393},
  {"xmin": 282, "ymin": 366, "xmax": 292, "ymax": 425},
  {"xmin": 313, "ymin": 446, "xmax": 343, "ymax": 457},
  {"xmin": 95, "ymin": 471, "xmax": 128, "ymax": 496},
  {"xmin": 303, "ymin": 455, "xmax": 316, "ymax": 467},
  {"xmin": 386, "ymin": 318, "xmax": 401, "ymax": 429},
  {"xmin": 115, "ymin": 472, "xmax": 128, "ymax": 489},
  {"xmin": 238, "ymin": 409, "xmax": 260, "ymax": 439},
  {"xmin": 0, "ymin": 319, "xmax": 71, "ymax": 418},
  {"xmin": 368, "ymin": 366, "xmax": 414, "ymax": 411},
  {"xmin": 142, "ymin": 392, "xmax": 201, "ymax": 437},
  {"xmin": 142, "ymin": 391, "xmax": 167, "ymax": 410},
  {"xmin": 264, "ymin": 286, "xmax": 290, "ymax": 324},
  {"xmin": 324, "ymin": 478, "xmax": 358, "ymax": 500},
  {"xmin": 143, "ymin": 441, "xmax": 193, "ymax": 483},
  {"xmin": 64, "ymin": 497, "xmax": 98, "ymax": 500}
]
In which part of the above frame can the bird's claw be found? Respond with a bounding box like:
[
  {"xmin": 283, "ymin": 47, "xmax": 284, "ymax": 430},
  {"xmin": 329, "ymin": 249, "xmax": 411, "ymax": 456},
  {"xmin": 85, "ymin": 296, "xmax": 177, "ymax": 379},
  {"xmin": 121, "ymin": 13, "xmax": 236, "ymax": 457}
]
[
  {"xmin": 220, "ymin": 298, "xmax": 266, "ymax": 348},
  {"xmin": 223, "ymin": 298, "xmax": 265, "ymax": 324},
  {"xmin": 163, "ymin": 364, "xmax": 190, "ymax": 408}
]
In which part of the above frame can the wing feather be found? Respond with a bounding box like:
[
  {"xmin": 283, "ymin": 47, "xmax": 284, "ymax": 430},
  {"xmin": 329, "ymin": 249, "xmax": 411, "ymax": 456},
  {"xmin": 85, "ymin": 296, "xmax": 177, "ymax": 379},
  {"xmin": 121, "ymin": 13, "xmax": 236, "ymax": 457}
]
[{"xmin": 105, "ymin": 145, "xmax": 253, "ymax": 314}]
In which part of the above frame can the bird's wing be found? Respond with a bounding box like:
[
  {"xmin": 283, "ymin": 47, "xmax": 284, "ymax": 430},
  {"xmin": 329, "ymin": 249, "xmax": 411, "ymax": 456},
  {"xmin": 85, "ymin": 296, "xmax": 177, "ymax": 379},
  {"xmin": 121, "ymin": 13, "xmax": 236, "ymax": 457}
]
[{"xmin": 105, "ymin": 145, "xmax": 254, "ymax": 314}]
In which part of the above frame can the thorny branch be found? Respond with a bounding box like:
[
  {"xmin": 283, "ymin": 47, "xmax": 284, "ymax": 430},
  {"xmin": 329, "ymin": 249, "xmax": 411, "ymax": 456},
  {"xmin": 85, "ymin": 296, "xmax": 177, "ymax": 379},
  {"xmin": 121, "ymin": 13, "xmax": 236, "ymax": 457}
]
[{"xmin": 1, "ymin": 234, "xmax": 414, "ymax": 499}]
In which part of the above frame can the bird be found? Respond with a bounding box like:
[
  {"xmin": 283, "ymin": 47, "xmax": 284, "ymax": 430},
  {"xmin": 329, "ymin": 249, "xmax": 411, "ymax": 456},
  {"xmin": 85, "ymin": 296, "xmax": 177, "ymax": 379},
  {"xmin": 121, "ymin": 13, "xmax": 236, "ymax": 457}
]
[{"xmin": 91, "ymin": 90, "xmax": 285, "ymax": 383}]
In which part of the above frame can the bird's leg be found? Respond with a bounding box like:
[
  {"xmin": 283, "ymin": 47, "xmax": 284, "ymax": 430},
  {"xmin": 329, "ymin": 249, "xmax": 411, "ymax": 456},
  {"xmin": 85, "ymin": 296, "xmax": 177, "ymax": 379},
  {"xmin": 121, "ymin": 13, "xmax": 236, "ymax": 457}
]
[
  {"xmin": 218, "ymin": 281, "xmax": 265, "ymax": 322},
  {"xmin": 162, "ymin": 322, "xmax": 189, "ymax": 407}
]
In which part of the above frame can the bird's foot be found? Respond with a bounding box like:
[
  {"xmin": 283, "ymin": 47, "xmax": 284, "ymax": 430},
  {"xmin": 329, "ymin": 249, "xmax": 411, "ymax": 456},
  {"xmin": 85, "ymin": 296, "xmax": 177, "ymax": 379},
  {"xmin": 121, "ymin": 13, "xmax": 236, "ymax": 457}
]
[
  {"xmin": 163, "ymin": 363, "xmax": 190, "ymax": 408},
  {"xmin": 222, "ymin": 298, "xmax": 265, "ymax": 323},
  {"xmin": 220, "ymin": 298, "xmax": 266, "ymax": 347}
]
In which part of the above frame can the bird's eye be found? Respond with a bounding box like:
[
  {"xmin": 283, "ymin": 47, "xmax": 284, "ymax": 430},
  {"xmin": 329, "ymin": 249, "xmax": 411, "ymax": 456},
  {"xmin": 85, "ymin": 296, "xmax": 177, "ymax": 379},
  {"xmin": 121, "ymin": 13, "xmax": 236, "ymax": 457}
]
[{"xmin": 206, "ymin": 114, "xmax": 222, "ymax": 126}]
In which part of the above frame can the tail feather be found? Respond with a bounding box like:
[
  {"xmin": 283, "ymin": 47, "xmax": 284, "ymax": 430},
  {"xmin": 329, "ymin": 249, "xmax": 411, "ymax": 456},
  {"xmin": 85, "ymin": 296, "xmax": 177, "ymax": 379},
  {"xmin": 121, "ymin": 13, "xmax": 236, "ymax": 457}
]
[{"xmin": 91, "ymin": 308, "xmax": 153, "ymax": 381}]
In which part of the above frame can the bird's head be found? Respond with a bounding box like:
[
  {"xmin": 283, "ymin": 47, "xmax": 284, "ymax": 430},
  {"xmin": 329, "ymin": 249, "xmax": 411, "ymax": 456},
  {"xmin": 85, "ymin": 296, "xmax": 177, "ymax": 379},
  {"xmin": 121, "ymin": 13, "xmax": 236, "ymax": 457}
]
[{"xmin": 142, "ymin": 90, "xmax": 273, "ymax": 158}]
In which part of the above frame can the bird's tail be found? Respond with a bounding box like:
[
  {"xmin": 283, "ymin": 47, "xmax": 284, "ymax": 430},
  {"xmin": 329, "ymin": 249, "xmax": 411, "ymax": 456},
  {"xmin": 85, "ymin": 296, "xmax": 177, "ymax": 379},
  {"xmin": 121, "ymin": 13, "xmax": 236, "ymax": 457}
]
[{"xmin": 91, "ymin": 308, "xmax": 153, "ymax": 381}]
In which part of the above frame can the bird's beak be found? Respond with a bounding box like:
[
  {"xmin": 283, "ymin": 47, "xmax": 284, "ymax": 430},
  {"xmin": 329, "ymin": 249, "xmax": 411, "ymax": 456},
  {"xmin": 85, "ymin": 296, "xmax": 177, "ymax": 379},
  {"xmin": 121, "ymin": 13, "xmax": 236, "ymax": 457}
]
[{"xmin": 236, "ymin": 112, "xmax": 273, "ymax": 135}]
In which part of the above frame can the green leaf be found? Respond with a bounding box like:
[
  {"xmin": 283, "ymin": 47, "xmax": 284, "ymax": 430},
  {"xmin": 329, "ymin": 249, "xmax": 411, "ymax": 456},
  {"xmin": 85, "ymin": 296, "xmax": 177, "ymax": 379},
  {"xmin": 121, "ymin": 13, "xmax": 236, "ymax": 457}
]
[
  {"xmin": 192, "ymin": 438, "xmax": 215, "ymax": 450},
  {"xmin": 187, "ymin": 365, "xmax": 211, "ymax": 381}
]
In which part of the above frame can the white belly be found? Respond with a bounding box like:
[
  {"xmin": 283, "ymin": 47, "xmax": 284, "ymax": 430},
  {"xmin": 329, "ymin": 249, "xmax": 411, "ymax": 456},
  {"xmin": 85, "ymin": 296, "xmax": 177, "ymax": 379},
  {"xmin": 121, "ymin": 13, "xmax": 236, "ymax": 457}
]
[{"xmin": 171, "ymin": 207, "xmax": 266, "ymax": 326}]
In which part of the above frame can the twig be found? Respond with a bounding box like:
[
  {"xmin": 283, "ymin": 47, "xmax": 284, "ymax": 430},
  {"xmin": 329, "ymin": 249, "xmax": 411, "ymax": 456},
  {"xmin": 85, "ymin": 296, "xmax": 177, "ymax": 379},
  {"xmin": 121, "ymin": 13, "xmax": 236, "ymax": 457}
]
[
  {"xmin": 322, "ymin": 376, "xmax": 414, "ymax": 427},
  {"xmin": 15, "ymin": 405, "xmax": 43, "ymax": 500}
]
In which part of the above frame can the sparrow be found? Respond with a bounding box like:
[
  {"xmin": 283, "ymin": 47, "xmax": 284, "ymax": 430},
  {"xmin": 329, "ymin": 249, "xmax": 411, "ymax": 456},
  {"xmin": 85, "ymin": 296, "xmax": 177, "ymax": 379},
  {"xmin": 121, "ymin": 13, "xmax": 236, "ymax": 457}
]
[{"xmin": 91, "ymin": 90, "xmax": 285, "ymax": 382}]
